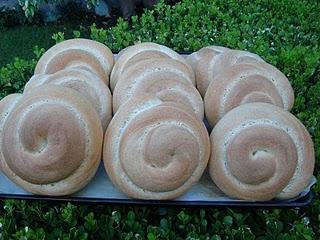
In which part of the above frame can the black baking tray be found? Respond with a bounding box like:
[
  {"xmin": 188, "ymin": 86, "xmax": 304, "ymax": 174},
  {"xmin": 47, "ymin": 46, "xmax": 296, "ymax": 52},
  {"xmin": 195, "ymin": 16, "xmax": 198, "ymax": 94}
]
[
  {"xmin": 0, "ymin": 192, "xmax": 314, "ymax": 208},
  {"xmin": 0, "ymin": 53, "xmax": 316, "ymax": 207},
  {"xmin": 0, "ymin": 163, "xmax": 316, "ymax": 207}
]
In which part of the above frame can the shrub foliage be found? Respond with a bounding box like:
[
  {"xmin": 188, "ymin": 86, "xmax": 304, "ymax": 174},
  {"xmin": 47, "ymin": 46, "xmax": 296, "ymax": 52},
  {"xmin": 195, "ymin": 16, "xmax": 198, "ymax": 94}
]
[{"xmin": 0, "ymin": 0, "xmax": 319, "ymax": 239}]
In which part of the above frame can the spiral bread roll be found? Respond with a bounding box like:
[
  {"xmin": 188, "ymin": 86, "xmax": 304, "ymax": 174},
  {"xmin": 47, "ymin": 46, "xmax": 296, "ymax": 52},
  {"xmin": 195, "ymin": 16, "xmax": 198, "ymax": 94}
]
[
  {"xmin": 0, "ymin": 93, "xmax": 23, "ymax": 133},
  {"xmin": 110, "ymin": 42, "xmax": 195, "ymax": 91},
  {"xmin": 34, "ymin": 38, "xmax": 114, "ymax": 85},
  {"xmin": 113, "ymin": 58, "xmax": 203, "ymax": 119},
  {"xmin": 0, "ymin": 85, "xmax": 103, "ymax": 196},
  {"xmin": 187, "ymin": 46, "xmax": 229, "ymax": 96},
  {"xmin": 103, "ymin": 95, "xmax": 210, "ymax": 199},
  {"xmin": 24, "ymin": 68, "xmax": 112, "ymax": 130},
  {"xmin": 186, "ymin": 46, "xmax": 229, "ymax": 71},
  {"xmin": 208, "ymin": 49, "xmax": 264, "ymax": 75},
  {"xmin": 190, "ymin": 48, "xmax": 265, "ymax": 96},
  {"xmin": 204, "ymin": 63, "xmax": 294, "ymax": 126},
  {"xmin": 209, "ymin": 102, "xmax": 314, "ymax": 201},
  {"xmin": 0, "ymin": 40, "xmax": 312, "ymax": 202}
]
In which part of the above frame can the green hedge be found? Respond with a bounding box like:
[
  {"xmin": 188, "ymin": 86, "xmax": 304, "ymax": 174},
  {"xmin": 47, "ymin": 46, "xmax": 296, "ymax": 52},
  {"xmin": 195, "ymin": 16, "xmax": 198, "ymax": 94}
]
[{"xmin": 0, "ymin": 0, "xmax": 319, "ymax": 239}]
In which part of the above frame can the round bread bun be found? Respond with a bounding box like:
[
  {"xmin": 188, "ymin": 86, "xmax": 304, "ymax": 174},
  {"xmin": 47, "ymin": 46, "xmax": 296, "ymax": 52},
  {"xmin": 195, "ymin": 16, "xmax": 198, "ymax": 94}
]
[
  {"xmin": 25, "ymin": 68, "xmax": 112, "ymax": 130},
  {"xmin": 193, "ymin": 48, "xmax": 263, "ymax": 96},
  {"xmin": 187, "ymin": 46, "xmax": 229, "ymax": 96},
  {"xmin": 110, "ymin": 42, "xmax": 195, "ymax": 91},
  {"xmin": 204, "ymin": 49, "xmax": 264, "ymax": 87},
  {"xmin": 209, "ymin": 102, "xmax": 314, "ymax": 201},
  {"xmin": 186, "ymin": 46, "xmax": 229, "ymax": 70},
  {"xmin": 0, "ymin": 85, "xmax": 103, "ymax": 196},
  {"xmin": 34, "ymin": 38, "xmax": 114, "ymax": 85},
  {"xmin": 204, "ymin": 63, "xmax": 294, "ymax": 126},
  {"xmin": 113, "ymin": 58, "xmax": 203, "ymax": 119},
  {"xmin": 103, "ymin": 95, "xmax": 210, "ymax": 199}
]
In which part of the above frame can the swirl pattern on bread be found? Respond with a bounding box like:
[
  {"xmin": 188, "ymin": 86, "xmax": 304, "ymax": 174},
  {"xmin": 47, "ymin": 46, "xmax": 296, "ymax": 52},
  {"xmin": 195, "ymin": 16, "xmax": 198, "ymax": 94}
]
[
  {"xmin": 103, "ymin": 95, "xmax": 210, "ymax": 199},
  {"xmin": 35, "ymin": 39, "xmax": 114, "ymax": 85},
  {"xmin": 110, "ymin": 42, "xmax": 195, "ymax": 90},
  {"xmin": 0, "ymin": 86, "xmax": 103, "ymax": 196},
  {"xmin": 187, "ymin": 46, "xmax": 230, "ymax": 96},
  {"xmin": 25, "ymin": 68, "xmax": 112, "ymax": 130},
  {"xmin": 204, "ymin": 63, "xmax": 294, "ymax": 126},
  {"xmin": 209, "ymin": 103, "xmax": 314, "ymax": 201},
  {"xmin": 113, "ymin": 58, "xmax": 203, "ymax": 119}
]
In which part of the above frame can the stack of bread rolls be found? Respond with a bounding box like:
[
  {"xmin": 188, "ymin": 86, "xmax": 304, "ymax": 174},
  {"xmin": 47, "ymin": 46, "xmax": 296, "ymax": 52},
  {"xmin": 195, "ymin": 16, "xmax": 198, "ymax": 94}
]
[
  {"xmin": 111, "ymin": 42, "xmax": 203, "ymax": 119},
  {"xmin": 188, "ymin": 47, "xmax": 295, "ymax": 126},
  {"xmin": 0, "ymin": 39, "xmax": 114, "ymax": 195},
  {"xmin": 105, "ymin": 43, "xmax": 210, "ymax": 199},
  {"xmin": 26, "ymin": 39, "xmax": 114, "ymax": 131},
  {"xmin": 0, "ymin": 40, "xmax": 315, "ymax": 201},
  {"xmin": 190, "ymin": 46, "xmax": 314, "ymax": 201}
]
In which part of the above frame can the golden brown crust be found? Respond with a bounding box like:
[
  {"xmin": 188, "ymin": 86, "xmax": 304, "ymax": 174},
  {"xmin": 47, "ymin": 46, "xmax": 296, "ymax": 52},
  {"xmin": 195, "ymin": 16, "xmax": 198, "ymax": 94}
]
[
  {"xmin": 207, "ymin": 49, "xmax": 263, "ymax": 74},
  {"xmin": 209, "ymin": 103, "xmax": 314, "ymax": 201},
  {"xmin": 34, "ymin": 39, "xmax": 114, "ymax": 85},
  {"xmin": 204, "ymin": 63, "xmax": 294, "ymax": 126},
  {"xmin": 187, "ymin": 46, "xmax": 229, "ymax": 96},
  {"xmin": 25, "ymin": 68, "xmax": 112, "ymax": 130},
  {"xmin": 186, "ymin": 46, "xmax": 229, "ymax": 71},
  {"xmin": 0, "ymin": 86, "xmax": 103, "ymax": 196},
  {"xmin": 113, "ymin": 58, "xmax": 203, "ymax": 119},
  {"xmin": 103, "ymin": 95, "xmax": 210, "ymax": 199},
  {"xmin": 192, "ymin": 48, "xmax": 263, "ymax": 96},
  {"xmin": 110, "ymin": 42, "xmax": 195, "ymax": 91}
]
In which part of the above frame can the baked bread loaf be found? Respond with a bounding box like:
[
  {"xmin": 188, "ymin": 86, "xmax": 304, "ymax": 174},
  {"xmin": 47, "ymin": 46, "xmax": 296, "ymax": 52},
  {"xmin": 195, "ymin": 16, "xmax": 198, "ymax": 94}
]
[
  {"xmin": 209, "ymin": 102, "xmax": 315, "ymax": 201},
  {"xmin": 187, "ymin": 46, "xmax": 229, "ymax": 96},
  {"xmin": 110, "ymin": 42, "xmax": 195, "ymax": 91},
  {"xmin": 24, "ymin": 68, "xmax": 112, "ymax": 130},
  {"xmin": 190, "ymin": 48, "xmax": 264, "ymax": 96},
  {"xmin": 112, "ymin": 58, "xmax": 203, "ymax": 119},
  {"xmin": 204, "ymin": 63, "xmax": 294, "ymax": 126},
  {"xmin": 34, "ymin": 38, "xmax": 114, "ymax": 85},
  {"xmin": 103, "ymin": 95, "xmax": 210, "ymax": 199},
  {"xmin": 0, "ymin": 93, "xmax": 23, "ymax": 126},
  {"xmin": 207, "ymin": 49, "xmax": 264, "ymax": 74},
  {"xmin": 186, "ymin": 46, "xmax": 229, "ymax": 71},
  {"xmin": 0, "ymin": 85, "xmax": 103, "ymax": 196}
]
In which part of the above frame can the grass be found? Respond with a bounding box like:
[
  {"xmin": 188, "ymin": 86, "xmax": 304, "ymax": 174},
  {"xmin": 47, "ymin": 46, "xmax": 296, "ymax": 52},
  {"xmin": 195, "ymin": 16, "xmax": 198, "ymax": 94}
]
[
  {"xmin": 0, "ymin": 4, "xmax": 119, "ymax": 67},
  {"xmin": 0, "ymin": 23, "xmax": 88, "ymax": 67}
]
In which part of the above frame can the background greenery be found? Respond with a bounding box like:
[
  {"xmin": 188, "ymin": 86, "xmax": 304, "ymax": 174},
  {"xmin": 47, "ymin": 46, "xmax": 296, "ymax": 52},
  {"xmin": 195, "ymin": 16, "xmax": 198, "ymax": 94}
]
[
  {"xmin": 0, "ymin": 24, "xmax": 86, "ymax": 67},
  {"xmin": 0, "ymin": 0, "xmax": 319, "ymax": 239},
  {"xmin": 0, "ymin": 2, "xmax": 115, "ymax": 66},
  {"xmin": 17, "ymin": 0, "xmax": 100, "ymax": 18}
]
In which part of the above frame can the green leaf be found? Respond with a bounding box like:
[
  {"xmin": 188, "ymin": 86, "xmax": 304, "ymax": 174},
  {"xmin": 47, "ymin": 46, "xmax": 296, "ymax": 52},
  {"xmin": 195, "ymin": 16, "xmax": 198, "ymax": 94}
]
[
  {"xmin": 223, "ymin": 216, "xmax": 233, "ymax": 226},
  {"xmin": 211, "ymin": 235, "xmax": 221, "ymax": 240}
]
